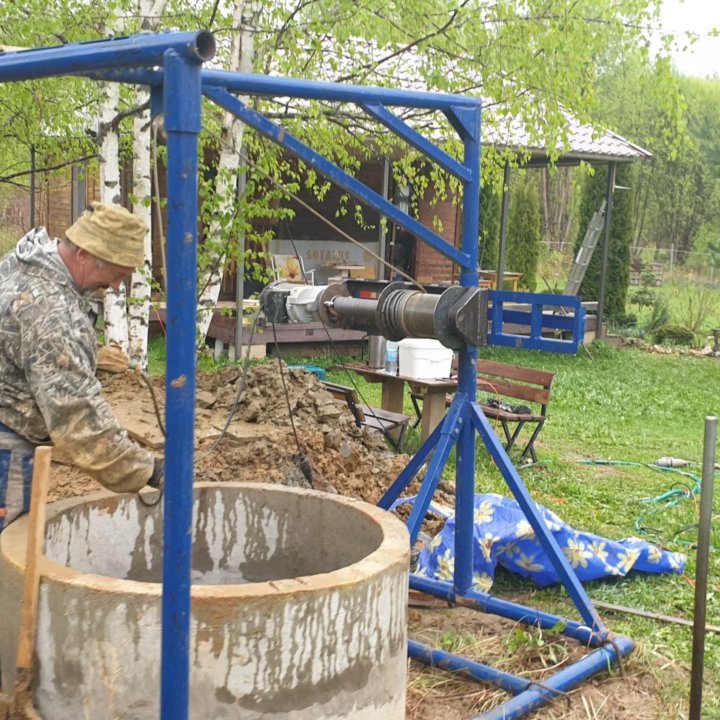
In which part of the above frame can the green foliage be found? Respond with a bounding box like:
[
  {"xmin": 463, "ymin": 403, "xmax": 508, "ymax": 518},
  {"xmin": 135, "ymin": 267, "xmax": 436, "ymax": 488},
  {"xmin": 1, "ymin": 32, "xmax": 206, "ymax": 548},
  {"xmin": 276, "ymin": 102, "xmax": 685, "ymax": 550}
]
[
  {"xmin": 630, "ymin": 287, "xmax": 657, "ymax": 308},
  {"xmin": 574, "ymin": 164, "xmax": 633, "ymax": 321},
  {"xmin": 479, "ymin": 182, "xmax": 500, "ymax": 269},
  {"xmin": 652, "ymin": 324, "xmax": 695, "ymax": 345},
  {"xmin": 677, "ymin": 284, "xmax": 719, "ymax": 334},
  {"xmin": 0, "ymin": 223, "xmax": 18, "ymax": 257},
  {"xmin": 507, "ymin": 174, "xmax": 541, "ymax": 291},
  {"xmin": 595, "ymin": 51, "xmax": 720, "ymax": 258},
  {"xmin": 646, "ymin": 297, "xmax": 671, "ymax": 333}
]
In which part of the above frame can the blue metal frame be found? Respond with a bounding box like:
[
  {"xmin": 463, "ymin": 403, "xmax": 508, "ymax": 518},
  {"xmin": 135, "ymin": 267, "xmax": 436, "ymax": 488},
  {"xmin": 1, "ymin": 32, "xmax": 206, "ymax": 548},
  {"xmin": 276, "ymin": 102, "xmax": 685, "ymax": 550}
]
[
  {"xmin": 0, "ymin": 30, "xmax": 630, "ymax": 720},
  {"xmin": 488, "ymin": 290, "xmax": 586, "ymax": 352}
]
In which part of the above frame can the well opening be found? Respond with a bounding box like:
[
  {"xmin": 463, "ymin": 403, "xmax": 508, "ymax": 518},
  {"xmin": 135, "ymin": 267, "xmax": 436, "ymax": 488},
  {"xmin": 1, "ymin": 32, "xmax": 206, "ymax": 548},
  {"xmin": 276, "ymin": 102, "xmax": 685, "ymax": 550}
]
[{"xmin": 43, "ymin": 484, "xmax": 385, "ymax": 584}]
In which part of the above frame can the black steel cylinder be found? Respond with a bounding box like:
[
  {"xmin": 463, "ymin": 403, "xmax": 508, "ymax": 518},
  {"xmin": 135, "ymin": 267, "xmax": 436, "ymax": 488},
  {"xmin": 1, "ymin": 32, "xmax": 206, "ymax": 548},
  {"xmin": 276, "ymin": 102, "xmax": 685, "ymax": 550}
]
[{"xmin": 330, "ymin": 296, "xmax": 381, "ymax": 333}]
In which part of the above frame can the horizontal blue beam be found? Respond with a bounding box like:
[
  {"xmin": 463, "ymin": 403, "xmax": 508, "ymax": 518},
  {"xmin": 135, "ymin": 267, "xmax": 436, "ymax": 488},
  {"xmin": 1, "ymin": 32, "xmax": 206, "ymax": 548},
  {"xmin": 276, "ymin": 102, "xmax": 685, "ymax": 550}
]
[
  {"xmin": 201, "ymin": 68, "xmax": 481, "ymax": 110},
  {"xmin": 408, "ymin": 639, "xmax": 529, "ymax": 694},
  {"xmin": 488, "ymin": 334, "xmax": 583, "ymax": 353},
  {"xmin": 0, "ymin": 31, "xmax": 215, "ymax": 82},
  {"xmin": 203, "ymin": 85, "xmax": 471, "ymax": 268},
  {"xmin": 477, "ymin": 636, "xmax": 635, "ymax": 720},
  {"xmin": 500, "ymin": 309, "xmax": 581, "ymax": 331}
]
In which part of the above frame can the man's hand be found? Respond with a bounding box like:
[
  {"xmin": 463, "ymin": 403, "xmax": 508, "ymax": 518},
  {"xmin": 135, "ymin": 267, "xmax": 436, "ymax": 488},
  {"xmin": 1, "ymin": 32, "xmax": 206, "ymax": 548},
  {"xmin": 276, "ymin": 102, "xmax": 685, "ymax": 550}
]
[{"xmin": 147, "ymin": 457, "xmax": 164, "ymax": 489}]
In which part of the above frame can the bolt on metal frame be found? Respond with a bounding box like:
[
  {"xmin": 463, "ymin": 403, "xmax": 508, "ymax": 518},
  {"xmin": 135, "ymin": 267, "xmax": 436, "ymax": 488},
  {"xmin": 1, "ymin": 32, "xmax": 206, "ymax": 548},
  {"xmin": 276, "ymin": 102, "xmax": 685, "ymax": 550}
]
[{"xmin": 0, "ymin": 30, "xmax": 632, "ymax": 720}]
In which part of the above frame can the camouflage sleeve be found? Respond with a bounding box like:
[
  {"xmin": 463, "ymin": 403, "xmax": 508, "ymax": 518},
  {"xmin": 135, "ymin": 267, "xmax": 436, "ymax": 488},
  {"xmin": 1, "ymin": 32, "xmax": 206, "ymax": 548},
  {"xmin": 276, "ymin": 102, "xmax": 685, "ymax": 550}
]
[{"xmin": 17, "ymin": 291, "xmax": 154, "ymax": 493}]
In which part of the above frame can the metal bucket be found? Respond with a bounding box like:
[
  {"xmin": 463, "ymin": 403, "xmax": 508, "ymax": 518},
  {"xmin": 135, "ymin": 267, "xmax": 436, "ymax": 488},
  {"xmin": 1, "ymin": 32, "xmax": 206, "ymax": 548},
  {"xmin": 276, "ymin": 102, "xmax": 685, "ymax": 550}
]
[{"xmin": 368, "ymin": 335, "xmax": 387, "ymax": 368}]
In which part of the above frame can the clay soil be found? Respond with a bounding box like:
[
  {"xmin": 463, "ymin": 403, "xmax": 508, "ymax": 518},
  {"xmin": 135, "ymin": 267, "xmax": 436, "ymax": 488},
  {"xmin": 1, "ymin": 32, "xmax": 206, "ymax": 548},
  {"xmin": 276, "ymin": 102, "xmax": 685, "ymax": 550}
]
[{"xmin": 40, "ymin": 365, "xmax": 683, "ymax": 720}]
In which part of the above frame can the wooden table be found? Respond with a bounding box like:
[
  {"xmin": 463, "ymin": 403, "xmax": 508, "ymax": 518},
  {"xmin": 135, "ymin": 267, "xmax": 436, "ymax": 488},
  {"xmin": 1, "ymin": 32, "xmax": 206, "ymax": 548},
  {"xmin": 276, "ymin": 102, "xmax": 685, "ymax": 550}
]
[
  {"xmin": 345, "ymin": 363, "xmax": 457, "ymax": 441},
  {"xmin": 479, "ymin": 270, "xmax": 523, "ymax": 291}
]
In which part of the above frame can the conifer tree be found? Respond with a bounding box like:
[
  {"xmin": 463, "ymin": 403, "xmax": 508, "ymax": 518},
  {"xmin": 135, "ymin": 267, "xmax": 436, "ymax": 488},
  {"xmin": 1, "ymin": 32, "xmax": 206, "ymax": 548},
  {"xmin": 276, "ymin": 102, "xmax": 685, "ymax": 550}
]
[
  {"xmin": 574, "ymin": 164, "xmax": 633, "ymax": 322},
  {"xmin": 507, "ymin": 175, "xmax": 541, "ymax": 291}
]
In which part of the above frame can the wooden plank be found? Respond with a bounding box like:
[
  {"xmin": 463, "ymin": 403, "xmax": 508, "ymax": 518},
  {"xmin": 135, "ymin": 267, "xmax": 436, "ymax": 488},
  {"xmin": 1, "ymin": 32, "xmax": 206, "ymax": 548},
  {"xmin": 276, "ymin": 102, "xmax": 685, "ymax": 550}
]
[
  {"xmin": 477, "ymin": 377, "xmax": 550, "ymax": 405},
  {"xmin": 15, "ymin": 447, "xmax": 52, "ymax": 673},
  {"xmin": 477, "ymin": 359, "xmax": 554, "ymax": 389}
]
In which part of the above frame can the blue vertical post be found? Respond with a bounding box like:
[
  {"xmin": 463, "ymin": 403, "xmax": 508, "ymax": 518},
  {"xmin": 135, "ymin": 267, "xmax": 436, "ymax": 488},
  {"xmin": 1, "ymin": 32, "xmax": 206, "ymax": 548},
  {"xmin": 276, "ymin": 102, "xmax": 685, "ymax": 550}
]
[
  {"xmin": 451, "ymin": 106, "xmax": 481, "ymax": 594},
  {"xmin": 161, "ymin": 49, "xmax": 202, "ymax": 720}
]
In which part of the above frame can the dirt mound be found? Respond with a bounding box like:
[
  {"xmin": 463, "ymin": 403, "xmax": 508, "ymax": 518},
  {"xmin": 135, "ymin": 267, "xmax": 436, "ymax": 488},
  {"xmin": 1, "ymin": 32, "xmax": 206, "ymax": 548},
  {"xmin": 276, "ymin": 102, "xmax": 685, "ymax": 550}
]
[{"xmin": 51, "ymin": 364, "xmax": 416, "ymax": 507}]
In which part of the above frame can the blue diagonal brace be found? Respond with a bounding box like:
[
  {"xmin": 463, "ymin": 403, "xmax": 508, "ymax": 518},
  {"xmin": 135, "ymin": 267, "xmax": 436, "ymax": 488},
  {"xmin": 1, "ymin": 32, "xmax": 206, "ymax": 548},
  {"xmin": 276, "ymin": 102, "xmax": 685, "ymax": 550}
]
[
  {"xmin": 360, "ymin": 102, "xmax": 471, "ymax": 181},
  {"xmin": 469, "ymin": 402, "xmax": 604, "ymax": 632},
  {"xmin": 405, "ymin": 394, "xmax": 467, "ymax": 545},
  {"xmin": 377, "ymin": 417, "xmax": 446, "ymax": 510},
  {"xmin": 202, "ymin": 85, "xmax": 471, "ymax": 268},
  {"xmin": 444, "ymin": 105, "xmax": 481, "ymax": 144}
]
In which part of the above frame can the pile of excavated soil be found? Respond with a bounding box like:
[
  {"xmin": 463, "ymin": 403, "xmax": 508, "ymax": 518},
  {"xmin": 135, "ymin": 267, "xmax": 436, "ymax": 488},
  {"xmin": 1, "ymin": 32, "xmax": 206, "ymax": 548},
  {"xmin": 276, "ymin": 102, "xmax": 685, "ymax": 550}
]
[{"xmin": 49, "ymin": 364, "xmax": 423, "ymax": 508}]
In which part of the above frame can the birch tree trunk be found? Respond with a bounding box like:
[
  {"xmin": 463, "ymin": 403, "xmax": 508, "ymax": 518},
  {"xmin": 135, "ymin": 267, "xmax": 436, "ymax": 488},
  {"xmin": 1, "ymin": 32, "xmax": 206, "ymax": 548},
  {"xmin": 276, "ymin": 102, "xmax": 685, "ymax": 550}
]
[
  {"xmin": 100, "ymin": 8, "xmax": 129, "ymax": 351},
  {"xmin": 196, "ymin": 0, "xmax": 257, "ymax": 341},
  {"xmin": 127, "ymin": 0, "xmax": 167, "ymax": 371}
]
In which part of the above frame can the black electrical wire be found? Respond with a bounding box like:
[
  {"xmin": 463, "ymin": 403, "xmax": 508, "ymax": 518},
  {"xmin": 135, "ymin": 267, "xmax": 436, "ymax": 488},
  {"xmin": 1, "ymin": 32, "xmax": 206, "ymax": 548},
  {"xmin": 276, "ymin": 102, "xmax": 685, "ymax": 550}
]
[
  {"xmin": 137, "ymin": 371, "xmax": 165, "ymax": 508},
  {"xmin": 269, "ymin": 320, "xmax": 314, "ymax": 486}
]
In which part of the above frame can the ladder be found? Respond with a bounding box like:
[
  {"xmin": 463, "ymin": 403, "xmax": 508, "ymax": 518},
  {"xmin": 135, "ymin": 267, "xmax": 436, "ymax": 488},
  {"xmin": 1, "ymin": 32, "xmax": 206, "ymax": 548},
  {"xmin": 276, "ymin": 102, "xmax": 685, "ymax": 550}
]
[{"xmin": 564, "ymin": 200, "xmax": 606, "ymax": 295}]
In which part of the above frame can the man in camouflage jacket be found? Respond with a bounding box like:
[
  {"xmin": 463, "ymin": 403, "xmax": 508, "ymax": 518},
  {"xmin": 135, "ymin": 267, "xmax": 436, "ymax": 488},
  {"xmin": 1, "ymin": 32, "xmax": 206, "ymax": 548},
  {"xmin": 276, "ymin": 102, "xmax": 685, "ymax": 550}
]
[{"xmin": 0, "ymin": 203, "xmax": 162, "ymax": 531}]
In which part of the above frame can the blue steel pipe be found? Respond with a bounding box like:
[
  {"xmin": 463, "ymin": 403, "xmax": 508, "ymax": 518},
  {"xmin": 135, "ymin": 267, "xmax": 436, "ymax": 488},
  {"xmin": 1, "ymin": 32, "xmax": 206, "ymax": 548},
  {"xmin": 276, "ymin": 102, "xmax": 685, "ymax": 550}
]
[
  {"xmin": 477, "ymin": 635, "xmax": 635, "ymax": 720},
  {"xmin": 201, "ymin": 68, "xmax": 481, "ymax": 110},
  {"xmin": 406, "ymin": 395, "xmax": 466, "ymax": 545},
  {"xmin": 408, "ymin": 639, "xmax": 529, "ymax": 695},
  {"xmin": 202, "ymin": 85, "xmax": 470, "ymax": 268},
  {"xmin": 0, "ymin": 31, "xmax": 215, "ymax": 82},
  {"xmin": 160, "ymin": 50, "xmax": 203, "ymax": 720},
  {"xmin": 469, "ymin": 403, "xmax": 604, "ymax": 632},
  {"xmin": 409, "ymin": 575, "xmax": 608, "ymax": 646},
  {"xmin": 453, "ymin": 105, "xmax": 481, "ymax": 595}
]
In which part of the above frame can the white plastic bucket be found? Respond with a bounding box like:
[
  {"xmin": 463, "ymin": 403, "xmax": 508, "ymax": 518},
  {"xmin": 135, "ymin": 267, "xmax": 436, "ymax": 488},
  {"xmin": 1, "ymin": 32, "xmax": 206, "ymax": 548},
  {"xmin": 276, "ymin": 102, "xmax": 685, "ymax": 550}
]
[{"xmin": 398, "ymin": 338, "xmax": 453, "ymax": 379}]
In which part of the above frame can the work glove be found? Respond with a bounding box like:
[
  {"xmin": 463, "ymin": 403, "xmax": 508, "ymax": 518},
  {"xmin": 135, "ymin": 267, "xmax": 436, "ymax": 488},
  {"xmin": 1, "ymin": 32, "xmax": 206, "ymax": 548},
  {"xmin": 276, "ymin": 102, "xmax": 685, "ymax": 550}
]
[{"xmin": 147, "ymin": 456, "xmax": 164, "ymax": 490}]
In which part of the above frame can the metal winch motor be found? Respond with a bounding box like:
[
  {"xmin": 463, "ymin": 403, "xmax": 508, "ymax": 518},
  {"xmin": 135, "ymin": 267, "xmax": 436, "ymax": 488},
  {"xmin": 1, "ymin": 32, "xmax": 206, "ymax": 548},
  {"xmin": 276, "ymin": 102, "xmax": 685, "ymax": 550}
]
[{"xmin": 259, "ymin": 280, "xmax": 488, "ymax": 350}]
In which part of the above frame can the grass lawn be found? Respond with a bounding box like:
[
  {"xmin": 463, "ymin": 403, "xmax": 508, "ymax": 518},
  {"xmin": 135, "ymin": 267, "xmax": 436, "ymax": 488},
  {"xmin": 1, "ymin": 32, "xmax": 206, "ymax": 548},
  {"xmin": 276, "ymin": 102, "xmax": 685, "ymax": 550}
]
[{"xmin": 153, "ymin": 336, "xmax": 720, "ymax": 715}]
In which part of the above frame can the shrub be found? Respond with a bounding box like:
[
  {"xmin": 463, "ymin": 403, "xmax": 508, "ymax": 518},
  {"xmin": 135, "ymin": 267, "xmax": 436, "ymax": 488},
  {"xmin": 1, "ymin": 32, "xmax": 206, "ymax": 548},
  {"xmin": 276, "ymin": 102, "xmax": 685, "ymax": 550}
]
[
  {"xmin": 645, "ymin": 298, "xmax": 671, "ymax": 333},
  {"xmin": 679, "ymin": 284, "xmax": 719, "ymax": 334},
  {"xmin": 653, "ymin": 324, "xmax": 695, "ymax": 345},
  {"xmin": 630, "ymin": 288, "xmax": 657, "ymax": 308}
]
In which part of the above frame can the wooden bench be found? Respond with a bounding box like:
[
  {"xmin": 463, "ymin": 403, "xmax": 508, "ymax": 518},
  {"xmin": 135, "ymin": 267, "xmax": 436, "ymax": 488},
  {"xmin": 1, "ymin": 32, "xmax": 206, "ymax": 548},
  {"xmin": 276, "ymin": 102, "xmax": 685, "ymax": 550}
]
[
  {"xmin": 410, "ymin": 359, "xmax": 554, "ymax": 463},
  {"xmin": 475, "ymin": 359, "xmax": 555, "ymax": 463},
  {"xmin": 321, "ymin": 381, "xmax": 411, "ymax": 452}
]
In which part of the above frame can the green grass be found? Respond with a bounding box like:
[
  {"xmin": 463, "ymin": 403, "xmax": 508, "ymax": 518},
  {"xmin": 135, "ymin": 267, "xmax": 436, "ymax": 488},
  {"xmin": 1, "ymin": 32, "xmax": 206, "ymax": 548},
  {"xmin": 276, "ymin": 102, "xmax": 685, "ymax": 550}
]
[{"xmin": 0, "ymin": 223, "xmax": 19, "ymax": 257}]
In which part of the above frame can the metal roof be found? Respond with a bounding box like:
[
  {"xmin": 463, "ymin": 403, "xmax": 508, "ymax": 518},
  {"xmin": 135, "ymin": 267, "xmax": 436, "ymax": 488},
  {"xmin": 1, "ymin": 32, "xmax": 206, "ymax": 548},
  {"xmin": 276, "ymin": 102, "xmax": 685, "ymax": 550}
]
[{"xmin": 483, "ymin": 108, "xmax": 653, "ymax": 165}]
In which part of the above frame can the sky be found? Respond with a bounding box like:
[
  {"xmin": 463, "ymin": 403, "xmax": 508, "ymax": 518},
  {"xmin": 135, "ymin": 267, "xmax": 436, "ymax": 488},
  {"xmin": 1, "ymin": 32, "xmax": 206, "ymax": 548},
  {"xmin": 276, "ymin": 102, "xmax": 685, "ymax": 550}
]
[{"xmin": 659, "ymin": 0, "xmax": 720, "ymax": 77}]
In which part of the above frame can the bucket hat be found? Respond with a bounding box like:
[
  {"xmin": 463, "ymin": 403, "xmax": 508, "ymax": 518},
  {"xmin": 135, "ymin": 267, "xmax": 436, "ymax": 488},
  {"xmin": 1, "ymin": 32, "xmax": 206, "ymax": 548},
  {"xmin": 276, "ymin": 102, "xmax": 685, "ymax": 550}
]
[{"xmin": 65, "ymin": 202, "xmax": 147, "ymax": 267}]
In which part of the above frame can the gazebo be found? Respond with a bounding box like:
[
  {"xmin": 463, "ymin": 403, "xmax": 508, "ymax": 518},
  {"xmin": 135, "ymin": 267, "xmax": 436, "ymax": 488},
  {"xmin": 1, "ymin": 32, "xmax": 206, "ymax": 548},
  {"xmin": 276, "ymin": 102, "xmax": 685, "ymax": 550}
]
[{"xmin": 485, "ymin": 110, "xmax": 652, "ymax": 337}]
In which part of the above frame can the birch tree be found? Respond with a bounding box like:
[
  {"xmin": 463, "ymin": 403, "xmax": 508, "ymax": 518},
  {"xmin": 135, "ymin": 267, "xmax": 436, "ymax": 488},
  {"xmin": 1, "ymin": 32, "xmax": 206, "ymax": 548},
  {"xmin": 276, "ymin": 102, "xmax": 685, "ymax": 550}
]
[
  {"xmin": 127, "ymin": 0, "xmax": 167, "ymax": 370},
  {"xmin": 196, "ymin": 0, "xmax": 259, "ymax": 340},
  {"xmin": 99, "ymin": 5, "xmax": 128, "ymax": 350}
]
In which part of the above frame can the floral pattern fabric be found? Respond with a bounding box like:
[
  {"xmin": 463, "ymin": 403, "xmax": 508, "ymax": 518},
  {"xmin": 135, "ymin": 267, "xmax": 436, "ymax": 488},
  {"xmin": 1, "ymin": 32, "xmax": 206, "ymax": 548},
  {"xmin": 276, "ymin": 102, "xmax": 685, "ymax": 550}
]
[{"xmin": 393, "ymin": 493, "xmax": 685, "ymax": 590}]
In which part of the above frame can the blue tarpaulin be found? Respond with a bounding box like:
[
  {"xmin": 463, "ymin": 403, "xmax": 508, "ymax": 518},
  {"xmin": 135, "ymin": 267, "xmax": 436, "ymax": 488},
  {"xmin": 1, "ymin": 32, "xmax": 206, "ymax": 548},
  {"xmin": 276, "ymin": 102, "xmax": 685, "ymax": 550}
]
[{"xmin": 392, "ymin": 493, "xmax": 686, "ymax": 591}]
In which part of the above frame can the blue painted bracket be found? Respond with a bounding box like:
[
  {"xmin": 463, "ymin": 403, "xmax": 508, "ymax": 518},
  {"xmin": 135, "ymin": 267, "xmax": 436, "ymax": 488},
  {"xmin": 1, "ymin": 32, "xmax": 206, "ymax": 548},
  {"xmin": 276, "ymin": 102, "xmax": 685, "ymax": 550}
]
[{"xmin": 488, "ymin": 290, "xmax": 587, "ymax": 353}]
